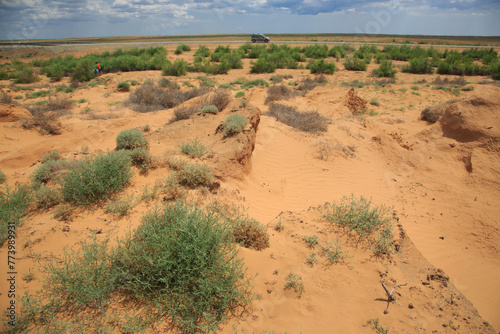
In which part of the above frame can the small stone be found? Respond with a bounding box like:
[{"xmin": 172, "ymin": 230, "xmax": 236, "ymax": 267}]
[
  {"xmin": 267, "ymin": 288, "xmax": 273, "ymax": 294},
  {"xmin": 61, "ymin": 225, "xmax": 70, "ymax": 232},
  {"xmin": 439, "ymin": 236, "xmax": 444, "ymax": 240},
  {"xmin": 273, "ymin": 268, "xmax": 279, "ymax": 275},
  {"xmin": 408, "ymin": 303, "xmax": 414, "ymax": 309}
]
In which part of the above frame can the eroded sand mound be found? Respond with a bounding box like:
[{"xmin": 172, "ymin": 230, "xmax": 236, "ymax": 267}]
[
  {"xmin": 0, "ymin": 103, "xmax": 32, "ymax": 122},
  {"xmin": 440, "ymin": 96, "xmax": 500, "ymax": 142},
  {"xmin": 344, "ymin": 87, "xmax": 367, "ymax": 113}
]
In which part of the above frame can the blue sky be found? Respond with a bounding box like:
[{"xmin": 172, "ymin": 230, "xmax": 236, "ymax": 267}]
[{"xmin": 1, "ymin": 0, "xmax": 499, "ymax": 41}]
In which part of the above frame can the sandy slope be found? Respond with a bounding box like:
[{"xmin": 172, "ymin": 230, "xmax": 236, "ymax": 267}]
[{"xmin": 1, "ymin": 44, "xmax": 499, "ymax": 333}]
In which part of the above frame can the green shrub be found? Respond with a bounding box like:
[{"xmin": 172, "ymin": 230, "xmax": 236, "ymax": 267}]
[
  {"xmin": 117, "ymin": 81, "xmax": 130, "ymax": 91},
  {"xmin": 126, "ymin": 147, "xmax": 152, "ymax": 172},
  {"xmin": 30, "ymin": 159, "xmax": 68, "ymax": 188},
  {"xmin": 241, "ymin": 79, "xmax": 268, "ymax": 89},
  {"xmin": 0, "ymin": 184, "xmax": 32, "ymax": 245},
  {"xmin": 402, "ymin": 57, "xmax": 434, "ymax": 74},
  {"xmin": 176, "ymin": 163, "xmax": 213, "ymax": 188},
  {"xmin": 162, "ymin": 59, "xmax": 188, "ymax": 77},
  {"xmin": 250, "ymin": 56, "xmax": 277, "ymax": 73},
  {"xmin": 41, "ymin": 149, "xmax": 62, "ymax": 163},
  {"xmin": 112, "ymin": 202, "xmax": 254, "ymax": 332},
  {"xmin": 34, "ymin": 186, "xmax": 62, "ymax": 210},
  {"xmin": 105, "ymin": 194, "xmax": 135, "ymax": 217},
  {"xmin": 372, "ymin": 60, "xmax": 397, "ymax": 78},
  {"xmin": 13, "ymin": 67, "xmax": 38, "ymax": 83},
  {"xmin": 307, "ymin": 59, "xmax": 336, "ymax": 74},
  {"xmin": 194, "ymin": 45, "xmax": 211, "ymax": 57},
  {"xmin": 62, "ymin": 150, "xmax": 133, "ymax": 206},
  {"xmin": 344, "ymin": 57, "xmax": 367, "ymax": 71},
  {"xmin": 490, "ymin": 62, "xmax": 500, "ymax": 80},
  {"xmin": 174, "ymin": 44, "xmax": 191, "ymax": 55},
  {"xmin": 201, "ymin": 105, "xmax": 218, "ymax": 114},
  {"xmin": 322, "ymin": 240, "xmax": 352, "ymax": 264},
  {"xmin": 323, "ymin": 195, "xmax": 394, "ymax": 255},
  {"xmin": 116, "ymin": 129, "xmax": 149, "ymax": 150},
  {"xmin": 180, "ymin": 137, "xmax": 209, "ymax": 158},
  {"xmin": 222, "ymin": 114, "xmax": 249, "ymax": 137},
  {"xmin": 0, "ymin": 170, "xmax": 6, "ymax": 184},
  {"xmin": 235, "ymin": 91, "xmax": 245, "ymax": 98}
]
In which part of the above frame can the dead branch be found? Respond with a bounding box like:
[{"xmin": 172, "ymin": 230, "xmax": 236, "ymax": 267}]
[{"xmin": 381, "ymin": 281, "xmax": 407, "ymax": 301}]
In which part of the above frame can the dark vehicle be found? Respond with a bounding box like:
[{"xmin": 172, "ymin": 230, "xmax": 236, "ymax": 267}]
[{"xmin": 251, "ymin": 33, "xmax": 270, "ymax": 43}]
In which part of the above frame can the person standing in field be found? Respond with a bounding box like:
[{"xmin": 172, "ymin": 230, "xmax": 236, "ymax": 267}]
[{"xmin": 93, "ymin": 62, "xmax": 101, "ymax": 77}]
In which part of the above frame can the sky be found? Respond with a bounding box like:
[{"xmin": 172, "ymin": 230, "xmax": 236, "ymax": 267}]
[{"xmin": 0, "ymin": 0, "xmax": 499, "ymax": 41}]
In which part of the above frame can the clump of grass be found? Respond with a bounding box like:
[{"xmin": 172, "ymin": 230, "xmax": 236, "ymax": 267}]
[
  {"xmin": 366, "ymin": 318, "xmax": 390, "ymax": 334},
  {"xmin": 126, "ymin": 147, "xmax": 152, "ymax": 172},
  {"xmin": 265, "ymin": 103, "xmax": 330, "ymax": 133},
  {"xmin": 235, "ymin": 91, "xmax": 245, "ymax": 98},
  {"xmin": 174, "ymin": 44, "xmax": 191, "ymax": 55},
  {"xmin": 322, "ymin": 240, "xmax": 352, "ymax": 264},
  {"xmin": 180, "ymin": 137, "xmax": 209, "ymax": 158},
  {"xmin": 344, "ymin": 57, "xmax": 367, "ymax": 71},
  {"xmin": 284, "ymin": 273, "xmax": 304, "ymax": 297},
  {"xmin": 172, "ymin": 104, "xmax": 200, "ymax": 122},
  {"xmin": 30, "ymin": 159, "xmax": 68, "ymax": 188},
  {"xmin": 370, "ymin": 97, "xmax": 380, "ymax": 106},
  {"xmin": 0, "ymin": 184, "xmax": 32, "ymax": 245},
  {"xmin": 323, "ymin": 194, "xmax": 394, "ymax": 255},
  {"xmin": 105, "ymin": 194, "xmax": 135, "ymax": 217},
  {"xmin": 62, "ymin": 150, "xmax": 132, "ymax": 206},
  {"xmin": 117, "ymin": 82, "xmax": 130, "ymax": 92},
  {"xmin": 53, "ymin": 203, "xmax": 73, "ymax": 221},
  {"xmin": 305, "ymin": 252, "xmax": 318, "ymax": 267},
  {"xmin": 34, "ymin": 185, "xmax": 62, "ymax": 210},
  {"xmin": 41, "ymin": 149, "xmax": 62, "ymax": 163},
  {"xmin": 175, "ymin": 163, "xmax": 213, "ymax": 188},
  {"xmin": 0, "ymin": 170, "xmax": 6, "ymax": 184},
  {"xmin": 273, "ymin": 220, "xmax": 285, "ymax": 232},
  {"xmin": 304, "ymin": 235, "xmax": 319, "ymax": 248},
  {"xmin": 116, "ymin": 128, "xmax": 149, "ymax": 150},
  {"xmin": 297, "ymin": 75, "xmax": 327, "ymax": 91},
  {"xmin": 201, "ymin": 105, "xmax": 218, "ymax": 114},
  {"xmin": 222, "ymin": 114, "xmax": 249, "ymax": 137}
]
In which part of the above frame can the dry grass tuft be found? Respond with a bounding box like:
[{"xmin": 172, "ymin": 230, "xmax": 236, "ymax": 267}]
[
  {"xmin": 421, "ymin": 100, "xmax": 457, "ymax": 124},
  {"xmin": 265, "ymin": 84, "xmax": 294, "ymax": 104},
  {"xmin": 265, "ymin": 103, "xmax": 330, "ymax": 133}
]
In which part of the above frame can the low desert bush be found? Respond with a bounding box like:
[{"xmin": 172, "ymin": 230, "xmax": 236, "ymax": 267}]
[
  {"xmin": 235, "ymin": 91, "xmax": 245, "ymax": 98},
  {"xmin": 420, "ymin": 100, "xmax": 453, "ymax": 123},
  {"xmin": 180, "ymin": 137, "xmax": 209, "ymax": 158},
  {"xmin": 250, "ymin": 56, "xmax": 277, "ymax": 73},
  {"xmin": 201, "ymin": 105, "xmax": 218, "ymax": 114},
  {"xmin": 175, "ymin": 163, "xmax": 213, "ymax": 188},
  {"xmin": 162, "ymin": 59, "xmax": 188, "ymax": 76},
  {"xmin": 307, "ymin": 59, "xmax": 336, "ymax": 74},
  {"xmin": 0, "ymin": 184, "xmax": 32, "ymax": 245},
  {"xmin": 372, "ymin": 60, "xmax": 397, "ymax": 78},
  {"xmin": 13, "ymin": 67, "xmax": 38, "ymax": 84},
  {"xmin": 344, "ymin": 57, "xmax": 367, "ymax": 71},
  {"xmin": 1, "ymin": 91, "xmax": 13, "ymax": 104},
  {"xmin": 0, "ymin": 170, "xmax": 6, "ymax": 184},
  {"xmin": 116, "ymin": 129, "xmax": 149, "ymax": 150},
  {"xmin": 322, "ymin": 240, "xmax": 352, "ymax": 264},
  {"xmin": 62, "ymin": 150, "xmax": 133, "ymax": 206},
  {"xmin": 265, "ymin": 84, "xmax": 294, "ymax": 104},
  {"xmin": 172, "ymin": 104, "xmax": 200, "ymax": 121},
  {"xmin": 222, "ymin": 114, "xmax": 249, "ymax": 137},
  {"xmin": 232, "ymin": 216, "xmax": 270, "ymax": 250},
  {"xmin": 297, "ymin": 75, "xmax": 327, "ymax": 92},
  {"xmin": 126, "ymin": 147, "xmax": 152, "ymax": 172},
  {"xmin": 117, "ymin": 82, "xmax": 130, "ymax": 92},
  {"xmin": 105, "ymin": 193, "xmax": 135, "ymax": 217},
  {"xmin": 401, "ymin": 57, "xmax": 434, "ymax": 74},
  {"xmin": 322, "ymin": 194, "xmax": 394, "ymax": 255},
  {"xmin": 34, "ymin": 185, "xmax": 62, "ymax": 210},
  {"xmin": 174, "ymin": 44, "xmax": 191, "ymax": 55},
  {"xmin": 41, "ymin": 149, "xmax": 62, "ymax": 163},
  {"xmin": 30, "ymin": 159, "xmax": 68, "ymax": 188},
  {"xmin": 53, "ymin": 203, "xmax": 73, "ymax": 222},
  {"xmin": 265, "ymin": 103, "xmax": 330, "ymax": 133}
]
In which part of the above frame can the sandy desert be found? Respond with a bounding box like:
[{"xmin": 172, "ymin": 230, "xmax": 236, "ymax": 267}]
[{"xmin": 0, "ymin": 41, "xmax": 499, "ymax": 333}]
